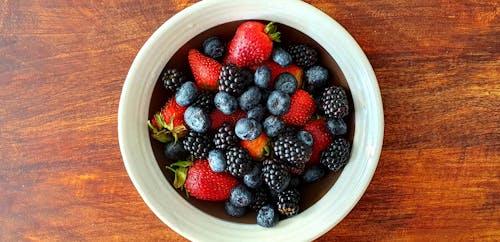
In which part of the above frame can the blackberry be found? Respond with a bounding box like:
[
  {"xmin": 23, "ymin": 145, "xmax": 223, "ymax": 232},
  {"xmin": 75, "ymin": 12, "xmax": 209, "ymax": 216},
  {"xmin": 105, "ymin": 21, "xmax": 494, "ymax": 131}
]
[
  {"xmin": 249, "ymin": 188, "xmax": 269, "ymax": 211},
  {"xmin": 287, "ymin": 44, "xmax": 318, "ymax": 68},
  {"xmin": 191, "ymin": 90, "xmax": 215, "ymax": 112},
  {"xmin": 218, "ymin": 64, "xmax": 247, "ymax": 96},
  {"xmin": 262, "ymin": 158, "xmax": 291, "ymax": 193},
  {"xmin": 182, "ymin": 131, "xmax": 214, "ymax": 159},
  {"xmin": 277, "ymin": 189, "xmax": 300, "ymax": 217},
  {"xmin": 161, "ymin": 68, "xmax": 186, "ymax": 92},
  {"xmin": 320, "ymin": 86, "xmax": 349, "ymax": 119},
  {"xmin": 273, "ymin": 134, "xmax": 312, "ymax": 169},
  {"xmin": 213, "ymin": 123, "xmax": 238, "ymax": 150},
  {"xmin": 225, "ymin": 146, "xmax": 253, "ymax": 177},
  {"xmin": 320, "ymin": 138, "xmax": 351, "ymax": 172}
]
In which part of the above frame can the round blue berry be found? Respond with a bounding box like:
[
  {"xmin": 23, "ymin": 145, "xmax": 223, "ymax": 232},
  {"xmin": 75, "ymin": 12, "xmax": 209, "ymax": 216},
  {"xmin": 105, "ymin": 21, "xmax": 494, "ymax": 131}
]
[
  {"xmin": 202, "ymin": 36, "xmax": 225, "ymax": 60},
  {"xmin": 175, "ymin": 81, "xmax": 198, "ymax": 107},
  {"xmin": 229, "ymin": 184, "xmax": 253, "ymax": 207},
  {"xmin": 225, "ymin": 201, "xmax": 247, "ymax": 217},
  {"xmin": 302, "ymin": 165, "xmax": 326, "ymax": 183},
  {"xmin": 247, "ymin": 105, "xmax": 266, "ymax": 122},
  {"xmin": 214, "ymin": 91, "xmax": 238, "ymax": 115},
  {"xmin": 272, "ymin": 47, "xmax": 292, "ymax": 67},
  {"xmin": 274, "ymin": 73, "xmax": 298, "ymax": 94},
  {"xmin": 305, "ymin": 65, "xmax": 329, "ymax": 92},
  {"xmin": 254, "ymin": 66, "xmax": 271, "ymax": 89},
  {"xmin": 208, "ymin": 149, "xmax": 226, "ymax": 172},
  {"xmin": 266, "ymin": 90, "xmax": 290, "ymax": 116},
  {"xmin": 263, "ymin": 115, "xmax": 285, "ymax": 138},
  {"xmin": 297, "ymin": 130, "xmax": 314, "ymax": 146},
  {"xmin": 243, "ymin": 164, "xmax": 263, "ymax": 189},
  {"xmin": 238, "ymin": 86, "xmax": 262, "ymax": 111},
  {"xmin": 183, "ymin": 106, "xmax": 211, "ymax": 133},
  {"xmin": 327, "ymin": 118, "xmax": 348, "ymax": 136},
  {"xmin": 163, "ymin": 142, "xmax": 188, "ymax": 162},
  {"xmin": 235, "ymin": 118, "xmax": 262, "ymax": 140},
  {"xmin": 257, "ymin": 205, "xmax": 279, "ymax": 228}
]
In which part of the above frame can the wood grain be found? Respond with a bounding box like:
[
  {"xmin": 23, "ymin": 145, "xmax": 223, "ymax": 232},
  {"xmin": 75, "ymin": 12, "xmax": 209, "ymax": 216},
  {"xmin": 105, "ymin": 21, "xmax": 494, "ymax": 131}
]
[{"xmin": 0, "ymin": 0, "xmax": 498, "ymax": 241}]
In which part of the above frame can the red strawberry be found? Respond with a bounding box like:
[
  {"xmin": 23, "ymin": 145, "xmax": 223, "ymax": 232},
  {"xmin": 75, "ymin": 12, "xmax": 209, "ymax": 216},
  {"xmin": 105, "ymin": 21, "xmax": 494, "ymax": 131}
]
[
  {"xmin": 259, "ymin": 60, "xmax": 303, "ymax": 88},
  {"xmin": 209, "ymin": 109, "xmax": 246, "ymax": 129},
  {"xmin": 188, "ymin": 49, "xmax": 221, "ymax": 90},
  {"xmin": 169, "ymin": 160, "xmax": 238, "ymax": 201},
  {"xmin": 148, "ymin": 97, "xmax": 187, "ymax": 142},
  {"xmin": 224, "ymin": 21, "xmax": 280, "ymax": 68},
  {"xmin": 303, "ymin": 119, "xmax": 333, "ymax": 166},
  {"xmin": 160, "ymin": 97, "xmax": 187, "ymax": 128},
  {"xmin": 240, "ymin": 133, "xmax": 269, "ymax": 160},
  {"xmin": 281, "ymin": 90, "xmax": 316, "ymax": 126}
]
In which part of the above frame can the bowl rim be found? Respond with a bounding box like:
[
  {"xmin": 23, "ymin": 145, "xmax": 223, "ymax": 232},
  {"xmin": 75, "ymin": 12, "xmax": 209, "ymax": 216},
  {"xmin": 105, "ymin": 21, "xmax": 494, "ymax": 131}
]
[{"xmin": 118, "ymin": 0, "xmax": 384, "ymax": 241}]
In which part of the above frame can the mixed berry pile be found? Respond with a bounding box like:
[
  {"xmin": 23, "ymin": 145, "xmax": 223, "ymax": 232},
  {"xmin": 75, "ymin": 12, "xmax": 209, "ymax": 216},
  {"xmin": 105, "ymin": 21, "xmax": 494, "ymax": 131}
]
[{"xmin": 148, "ymin": 21, "xmax": 352, "ymax": 227}]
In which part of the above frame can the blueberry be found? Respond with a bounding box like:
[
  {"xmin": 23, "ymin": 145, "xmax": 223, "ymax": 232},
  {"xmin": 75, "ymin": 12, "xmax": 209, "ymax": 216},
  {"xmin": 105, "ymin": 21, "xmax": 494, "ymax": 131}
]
[
  {"xmin": 297, "ymin": 130, "xmax": 314, "ymax": 146},
  {"xmin": 214, "ymin": 91, "xmax": 238, "ymax": 115},
  {"xmin": 229, "ymin": 184, "xmax": 253, "ymax": 207},
  {"xmin": 305, "ymin": 65, "xmax": 329, "ymax": 92},
  {"xmin": 327, "ymin": 118, "xmax": 348, "ymax": 136},
  {"xmin": 184, "ymin": 106, "xmax": 211, "ymax": 133},
  {"xmin": 274, "ymin": 73, "xmax": 297, "ymax": 94},
  {"xmin": 263, "ymin": 115, "xmax": 285, "ymax": 138},
  {"xmin": 272, "ymin": 47, "xmax": 293, "ymax": 67},
  {"xmin": 235, "ymin": 118, "xmax": 262, "ymax": 140},
  {"xmin": 254, "ymin": 66, "xmax": 271, "ymax": 89},
  {"xmin": 257, "ymin": 205, "xmax": 279, "ymax": 227},
  {"xmin": 243, "ymin": 164, "xmax": 263, "ymax": 189},
  {"xmin": 302, "ymin": 165, "xmax": 326, "ymax": 183},
  {"xmin": 202, "ymin": 36, "xmax": 225, "ymax": 60},
  {"xmin": 238, "ymin": 86, "xmax": 262, "ymax": 111},
  {"xmin": 247, "ymin": 105, "xmax": 266, "ymax": 122},
  {"xmin": 266, "ymin": 90, "xmax": 290, "ymax": 116},
  {"xmin": 163, "ymin": 142, "xmax": 189, "ymax": 161},
  {"xmin": 225, "ymin": 201, "xmax": 247, "ymax": 217},
  {"xmin": 208, "ymin": 149, "xmax": 226, "ymax": 172},
  {"xmin": 175, "ymin": 81, "xmax": 198, "ymax": 106}
]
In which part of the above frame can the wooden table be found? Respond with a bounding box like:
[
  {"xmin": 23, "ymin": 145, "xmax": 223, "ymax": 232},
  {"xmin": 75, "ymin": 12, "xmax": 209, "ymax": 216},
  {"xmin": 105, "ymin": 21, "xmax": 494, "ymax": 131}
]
[{"xmin": 1, "ymin": 0, "xmax": 498, "ymax": 241}]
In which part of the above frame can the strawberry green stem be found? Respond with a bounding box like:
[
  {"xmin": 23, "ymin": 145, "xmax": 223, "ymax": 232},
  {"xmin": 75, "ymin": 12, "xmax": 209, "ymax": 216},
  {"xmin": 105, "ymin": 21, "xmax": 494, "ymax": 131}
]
[
  {"xmin": 265, "ymin": 22, "xmax": 281, "ymax": 43},
  {"xmin": 166, "ymin": 161, "xmax": 193, "ymax": 190}
]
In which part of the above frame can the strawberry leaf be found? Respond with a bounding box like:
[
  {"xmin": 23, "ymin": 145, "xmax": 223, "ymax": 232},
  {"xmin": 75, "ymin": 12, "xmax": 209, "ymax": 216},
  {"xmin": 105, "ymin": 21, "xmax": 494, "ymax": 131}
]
[
  {"xmin": 147, "ymin": 120, "xmax": 159, "ymax": 133},
  {"xmin": 172, "ymin": 167, "xmax": 188, "ymax": 189},
  {"xmin": 154, "ymin": 113, "xmax": 167, "ymax": 129},
  {"xmin": 265, "ymin": 22, "xmax": 281, "ymax": 43},
  {"xmin": 166, "ymin": 160, "xmax": 193, "ymax": 190},
  {"xmin": 152, "ymin": 130, "xmax": 173, "ymax": 143},
  {"xmin": 263, "ymin": 145, "xmax": 271, "ymax": 157},
  {"xmin": 170, "ymin": 160, "xmax": 193, "ymax": 168},
  {"xmin": 148, "ymin": 120, "xmax": 174, "ymax": 143}
]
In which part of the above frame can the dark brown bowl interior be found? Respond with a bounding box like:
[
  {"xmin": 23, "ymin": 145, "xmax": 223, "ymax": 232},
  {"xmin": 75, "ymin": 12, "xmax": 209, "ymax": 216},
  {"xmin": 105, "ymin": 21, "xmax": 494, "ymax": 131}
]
[{"xmin": 148, "ymin": 20, "xmax": 355, "ymax": 224}]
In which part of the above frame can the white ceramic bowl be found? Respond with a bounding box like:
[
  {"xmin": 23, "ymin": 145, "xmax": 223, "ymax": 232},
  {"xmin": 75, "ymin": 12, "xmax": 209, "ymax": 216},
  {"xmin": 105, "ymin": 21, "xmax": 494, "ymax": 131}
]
[{"xmin": 118, "ymin": 0, "xmax": 384, "ymax": 241}]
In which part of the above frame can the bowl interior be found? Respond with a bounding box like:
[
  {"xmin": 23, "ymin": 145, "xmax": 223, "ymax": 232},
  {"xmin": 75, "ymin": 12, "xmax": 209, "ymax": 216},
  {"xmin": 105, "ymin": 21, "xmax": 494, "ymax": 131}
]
[{"xmin": 148, "ymin": 20, "xmax": 355, "ymax": 223}]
